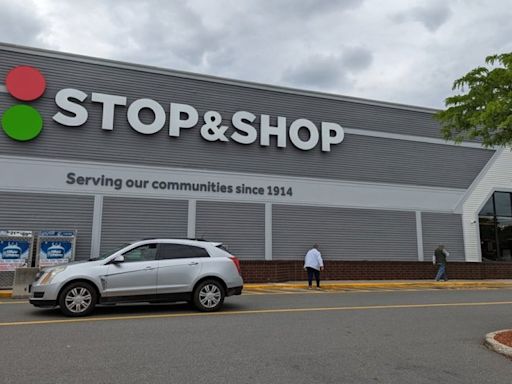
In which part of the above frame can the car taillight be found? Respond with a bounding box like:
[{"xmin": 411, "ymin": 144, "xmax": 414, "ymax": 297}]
[{"xmin": 229, "ymin": 256, "xmax": 242, "ymax": 275}]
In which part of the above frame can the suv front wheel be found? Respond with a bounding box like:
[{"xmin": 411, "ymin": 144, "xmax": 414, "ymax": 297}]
[
  {"xmin": 193, "ymin": 279, "xmax": 225, "ymax": 312},
  {"xmin": 58, "ymin": 281, "xmax": 97, "ymax": 317}
]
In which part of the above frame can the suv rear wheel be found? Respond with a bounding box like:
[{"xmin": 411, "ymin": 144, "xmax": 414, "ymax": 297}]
[
  {"xmin": 59, "ymin": 281, "xmax": 97, "ymax": 317},
  {"xmin": 193, "ymin": 279, "xmax": 225, "ymax": 312}
]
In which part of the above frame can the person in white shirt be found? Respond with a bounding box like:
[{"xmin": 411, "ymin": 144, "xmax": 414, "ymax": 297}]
[{"xmin": 304, "ymin": 244, "xmax": 324, "ymax": 289}]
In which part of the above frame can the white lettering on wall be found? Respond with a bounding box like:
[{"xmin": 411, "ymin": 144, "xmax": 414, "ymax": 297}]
[
  {"xmin": 289, "ymin": 119, "xmax": 320, "ymax": 151},
  {"xmin": 169, "ymin": 103, "xmax": 199, "ymax": 137},
  {"xmin": 52, "ymin": 90, "xmax": 345, "ymax": 152},
  {"xmin": 260, "ymin": 115, "xmax": 287, "ymax": 148},
  {"xmin": 321, "ymin": 122, "xmax": 345, "ymax": 152},
  {"xmin": 53, "ymin": 88, "xmax": 88, "ymax": 126},
  {"xmin": 200, "ymin": 111, "xmax": 229, "ymax": 142},
  {"xmin": 91, "ymin": 93, "xmax": 127, "ymax": 131},
  {"xmin": 127, "ymin": 99, "xmax": 166, "ymax": 135},
  {"xmin": 231, "ymin": 111, "xmax": 257, "ymax": 145}
]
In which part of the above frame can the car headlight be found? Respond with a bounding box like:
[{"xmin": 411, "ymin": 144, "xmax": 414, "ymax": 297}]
[{"xmin": 39, "ymin": 266, "xmax": 67, "ymax": 285}]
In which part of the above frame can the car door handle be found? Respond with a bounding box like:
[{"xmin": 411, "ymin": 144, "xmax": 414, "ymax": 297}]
[
  {"xmin": 188, "ymin": 262, "xmax": 199, "ymax": 266},
  {"xmin": 144, "ymin": 266, "xmax": 155, "ymax": 271}
]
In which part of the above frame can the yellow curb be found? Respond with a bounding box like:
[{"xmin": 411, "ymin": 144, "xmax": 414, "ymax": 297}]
[
  {"xmin": 0, "ymin": 291, "xmax": 12, "ymax": 298},
  {"xmin": 244, "ymin": 282, "xmax": 512, "ymax": 290}
]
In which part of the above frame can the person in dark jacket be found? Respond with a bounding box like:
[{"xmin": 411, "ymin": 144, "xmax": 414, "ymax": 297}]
[{"xmin": 433, "ymin": 244, "xmax": 449, "ymax": 281}]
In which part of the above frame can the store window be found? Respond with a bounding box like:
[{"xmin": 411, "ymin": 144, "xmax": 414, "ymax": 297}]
[{"xmin": 479, "ymin": 192, "xmax": 512, "ymax": 261}]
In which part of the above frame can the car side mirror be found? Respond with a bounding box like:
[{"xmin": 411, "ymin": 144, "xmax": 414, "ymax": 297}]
[{"xmin": 112, "ymin": 255, "xmax": 125, "ymax": 264}]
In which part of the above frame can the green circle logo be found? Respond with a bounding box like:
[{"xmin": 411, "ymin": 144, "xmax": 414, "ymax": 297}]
[
  {"xmin": 2, "ymin": 105, "xmax": 43, "ymax": 141},
  {"xmin": 2, "ymin": 66, "xmax": 46, "ymax": 141}
]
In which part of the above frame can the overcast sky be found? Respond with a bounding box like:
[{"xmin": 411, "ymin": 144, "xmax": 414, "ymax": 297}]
[{"xmin": 1, "ymin": 0, "xmax": 511, "ymax": 109}]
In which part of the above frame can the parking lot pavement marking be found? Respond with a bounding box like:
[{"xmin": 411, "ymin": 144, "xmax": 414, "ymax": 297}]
[
  {"xmin": 245, "ymin": 288, "xmax": 325, "ymax": 295},
  {"xmin": 243, "ymin": 286, "xmax": 512, "ymax": 295},
  {"xmin": 0, "ymin": 301, "xmax": 28, "ymax": 305},
  {"xmin": 2, "ymin": 301, "xmax": 512, "ymax": 327}
]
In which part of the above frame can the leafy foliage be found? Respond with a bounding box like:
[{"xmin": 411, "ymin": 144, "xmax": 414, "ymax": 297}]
[{"xmin": 436, "ymin": 53, "xmax": 512, "ymax": 147}]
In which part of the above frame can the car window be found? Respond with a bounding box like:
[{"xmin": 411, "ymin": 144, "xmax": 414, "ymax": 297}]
[
  {"xmin": 157, "ymin": 244, "xmax": 210, "ymax": 260},
  {"xmin": 93, "ymin": 243, "xmax": 131, "ymax": 261},
  {"xmin": 122, "ymin": 243, "xmax": 157, "ymax": 262}
]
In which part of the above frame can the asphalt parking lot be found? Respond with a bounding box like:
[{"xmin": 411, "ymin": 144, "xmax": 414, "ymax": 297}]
[{"xmin": 1, "ymin": 287, "xmax": 512, "ymax": 384}]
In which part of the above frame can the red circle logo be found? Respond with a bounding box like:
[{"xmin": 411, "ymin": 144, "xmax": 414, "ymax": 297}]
[{"xmin": 5, "ymin": 66, "xmax": 46, "ymax": 101}]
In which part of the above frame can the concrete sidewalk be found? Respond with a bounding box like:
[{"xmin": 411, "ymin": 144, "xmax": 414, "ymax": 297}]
[{"xmin": 244, "ymin": 279, "xmax": 512, "ymax": 290}]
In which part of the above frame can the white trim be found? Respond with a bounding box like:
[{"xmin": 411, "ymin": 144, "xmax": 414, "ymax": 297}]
[
  {"xmin": 265, "ymin": 203, "xmax": 272, "ymax": 261},
  {"xmin": 0, "ymin": 155, "xmax": 466, "ymax": 213},
  {"xmin": 416, "ymin": 211, "xmax": 424, "ymax": 261},
  {"xmin": 474, "ymin": 212, "xmax": 483, "ymax": 263},
  {"xmin": 187, "ymin": 200, "xmax": 196, "ymax": 239},
  {"xmin": 0, "ymin": 85, "xmax": 6, "ymax": 93},
  {"xmin": 344, "ymin": 128, "xmax": 489, "ymax": 149},
  {"xmin": 0, "ymin": 42, "xmax": 440, "ymax": 114},
  {"xmin": 91, "ymin": 195, "xmax": 103, "ymax": 259},
  {"xmin": 454, "ymin": 148, "xmax": 504, "ymax": 213},
  {"xmin": 0, "ymin": 155, "xmax": 466, "ymax": 194}
]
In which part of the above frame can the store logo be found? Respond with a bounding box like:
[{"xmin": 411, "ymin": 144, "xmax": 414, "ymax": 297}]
[
  {"xmin": 1, "ymin": 66, "xmax": 46, "ymax": 141},
  {"xmin": 1, "ymin": 65, "xmax": 345, "ymax": 151}
]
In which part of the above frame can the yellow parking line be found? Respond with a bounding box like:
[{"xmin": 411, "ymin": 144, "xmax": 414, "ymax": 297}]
[
  {"xmin": 0, "ymin": 301, "xmax": 28, "ymax": 305},
  {"xmin": 1, "ymin": 301, "xmax": 512, "ymax": 327}
]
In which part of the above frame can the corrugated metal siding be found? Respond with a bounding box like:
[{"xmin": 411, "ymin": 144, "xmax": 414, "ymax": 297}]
[
  {"xmin": 0, "ymin": 192, "xmax": 94, "ymax": 260},
  {"xmin": 100, "ymin": 197, "xmax": 188, "ymax": 255},
  {"xmin": 422, "ymin": 213, "xmax": 465, "ymax": 262},
  {"xmin": 0, "ymin": 49, "xmax": 494, "ymax": 189},
  {"xmin": 196, "ymin": 201, "xmax": 265, "ymax": 260},
  {"xmin": 0, "ymin": 49, "xmax": 440, "ymax": 136},
  {"xmin": 273, "ymin": 205, "xmax": 417, "ymax": 261}
]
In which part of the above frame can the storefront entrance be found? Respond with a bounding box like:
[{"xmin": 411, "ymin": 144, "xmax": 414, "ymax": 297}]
[{"xmin": 479, "ymin": 191, "xmax": 512, "ymax": 261}]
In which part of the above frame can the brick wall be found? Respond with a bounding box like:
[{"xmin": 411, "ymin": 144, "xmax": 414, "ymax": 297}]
[{"xmin": 239, "ymin": 260, "xmax": 512, "ymax": 283}]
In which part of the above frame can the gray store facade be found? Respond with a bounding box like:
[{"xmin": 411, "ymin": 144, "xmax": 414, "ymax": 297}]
[{"xmin": 1, "ymin": 43, "xmax": 511, "ymax": 283}]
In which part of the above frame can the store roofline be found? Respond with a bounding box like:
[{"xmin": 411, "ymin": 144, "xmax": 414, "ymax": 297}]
[{"xmin": 0, "ymin": 42, "xmax": 440, "ymax": 115}]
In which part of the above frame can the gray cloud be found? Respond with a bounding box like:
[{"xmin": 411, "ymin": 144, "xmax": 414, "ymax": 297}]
[
  {"xmin": 341, "ymin": 47, "xmax": 373, "ymax": 72},
  {"xmin": 0, "ymin": 0, "xmax": 510, "ymax": 109},
  {"xmin": 0, "ymin": 2, "xmax": 45, "ymax": 46},
  {"xmin": 282, "ymin": 47, "xmax": 373, "ymax": 90},
  {"xmin": 392, "ymin": 2, "xmax": 453, "ymax": 32},
  {"xmin": 251, "ymin": 0, "xmax": 364, "ymax": 18},
  {"xmin": 99, "ymin": 2, "xmax": 223, "ymax": 69},
  {"xmin": 283, "ymin": 54, "xmax": 349, "ymax": 90}
]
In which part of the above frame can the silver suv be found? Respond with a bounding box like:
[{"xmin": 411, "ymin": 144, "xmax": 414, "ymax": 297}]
[{"xmin": 29, "ymin": 239, "xmax": 244, "ymax": 316}]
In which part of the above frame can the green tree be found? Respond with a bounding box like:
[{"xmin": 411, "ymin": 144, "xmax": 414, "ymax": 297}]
[{"xmin": 436, "ymin": 53, "xmax": 512, "ymax": 147}]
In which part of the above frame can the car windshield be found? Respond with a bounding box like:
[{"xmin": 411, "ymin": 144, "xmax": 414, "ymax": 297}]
[{"xmin": 89, "ymin": 243, "xmax": 131, "ymax": 261}]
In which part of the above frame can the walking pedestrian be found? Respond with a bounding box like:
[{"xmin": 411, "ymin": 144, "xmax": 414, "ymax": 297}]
[
  {"xmin": 433, "ymin": 244, "xmax": 449, "ymax": 281},
  {"xmin": 304, "ymin": 243, "xmax": 324, "ymax": 289}
]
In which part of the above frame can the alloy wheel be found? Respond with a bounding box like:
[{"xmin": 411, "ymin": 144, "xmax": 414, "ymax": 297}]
[{"xmin": 64, "ymin": 287, "xmax": 92, "ymax": 314}]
